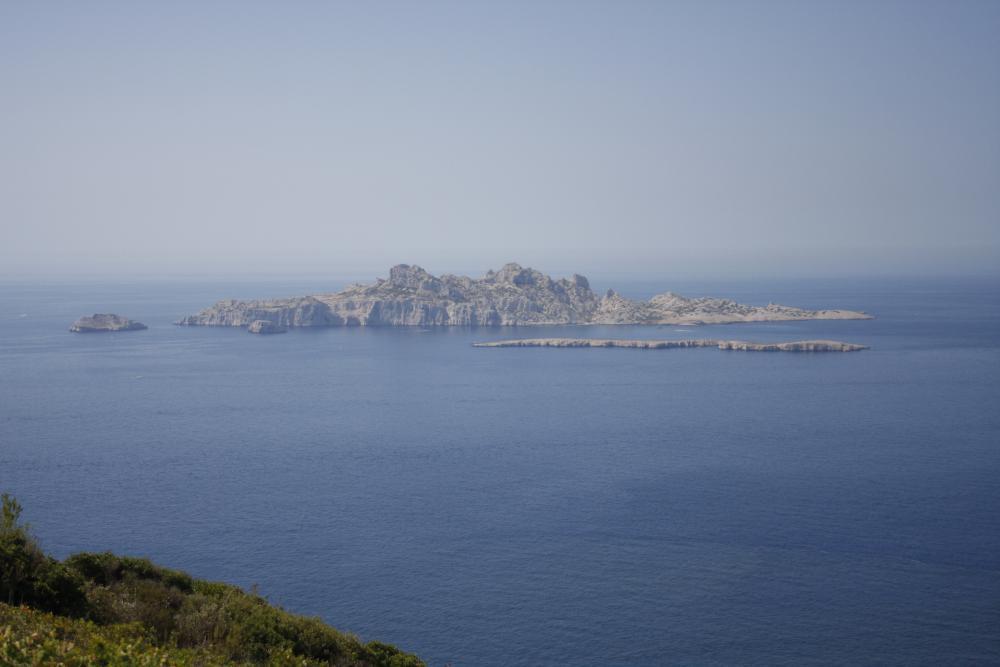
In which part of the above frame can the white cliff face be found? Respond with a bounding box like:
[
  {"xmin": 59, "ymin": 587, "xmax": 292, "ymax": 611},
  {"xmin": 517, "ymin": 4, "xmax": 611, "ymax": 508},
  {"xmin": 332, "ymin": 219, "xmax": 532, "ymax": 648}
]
[{"xmin": 176, "ymin": 263, "xmax": 873, "ymax": 328}]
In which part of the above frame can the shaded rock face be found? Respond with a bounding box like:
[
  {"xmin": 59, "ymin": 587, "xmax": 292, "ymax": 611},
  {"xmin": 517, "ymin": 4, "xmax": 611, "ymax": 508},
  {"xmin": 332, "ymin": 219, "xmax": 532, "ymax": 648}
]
[
  {"xmin": 247, "ymin": 320, "xmax": 288, "ymax": 334},
  {"xmin": 473, "ymin": 338, "xmax": 869, "ymax": 352},
  {"xmin": 70, "ymin": 314, "xmax": 147, "ymax": 333},
  {"xmin": 178, "ymin": 263, "xmax": 873, "ymax": 328}
]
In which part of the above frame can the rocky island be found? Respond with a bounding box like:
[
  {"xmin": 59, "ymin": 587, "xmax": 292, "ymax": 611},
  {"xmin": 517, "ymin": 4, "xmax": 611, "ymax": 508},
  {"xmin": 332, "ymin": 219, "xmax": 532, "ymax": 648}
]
[
  {"xmin": 177, "ymin": 263, "xmax": 873, "ymax": 329},
  {"xmin": 70, "ymin": 313, "xmax": 147, "ymax": 333},
  {"xmin": 474, "ymin": 338, "xmax": 869, "ymax": 352}
]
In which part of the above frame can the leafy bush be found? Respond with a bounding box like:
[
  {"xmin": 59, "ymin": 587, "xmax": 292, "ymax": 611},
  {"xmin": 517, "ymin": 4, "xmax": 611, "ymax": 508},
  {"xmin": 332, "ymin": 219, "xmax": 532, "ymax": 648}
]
[
  {"xmin": 0, "ymin": 603, "xmax": 230, "ymax": 666},
  {"xmin": 0, "ymin": 493, "xmax": 87, "ymax": 617},
  {"xmin": 364, "ymin": 641, "xmax": 428, "ymax": 667},
  {"xmin": 0, "ymin": 494, "xmax": 424, "ymax": 666},
  {"xmin": 65, "ymin": 551, "xmax": 195, "ymax": 592}
]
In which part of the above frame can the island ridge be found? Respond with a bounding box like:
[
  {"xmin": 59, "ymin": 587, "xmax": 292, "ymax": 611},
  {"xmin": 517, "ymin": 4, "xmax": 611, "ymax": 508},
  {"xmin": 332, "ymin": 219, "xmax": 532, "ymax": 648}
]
[{"xmin": 178, "ymin": 263, "xmax": 873, "ymax": 329}]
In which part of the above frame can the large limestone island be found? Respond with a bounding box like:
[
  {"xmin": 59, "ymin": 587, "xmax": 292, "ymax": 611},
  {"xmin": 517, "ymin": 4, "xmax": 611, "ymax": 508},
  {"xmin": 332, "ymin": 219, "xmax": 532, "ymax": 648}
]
[
  {"xmin": 177, "ymin": 263, "xmax": 873, "ymax": 328},
  {"xmin": 474, "ymin": 338, "xmax": 868, "ymax": 352},
  {"xmin": 70, "ymin": 313, "xmax": 147, "ymax": 333}
]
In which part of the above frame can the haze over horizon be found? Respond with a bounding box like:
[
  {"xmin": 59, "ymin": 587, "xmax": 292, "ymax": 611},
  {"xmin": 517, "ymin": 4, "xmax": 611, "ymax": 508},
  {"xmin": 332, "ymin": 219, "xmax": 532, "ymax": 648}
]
[{"xmin": 2, "ymin": 1, "xmax": 998, "ymax": 279}]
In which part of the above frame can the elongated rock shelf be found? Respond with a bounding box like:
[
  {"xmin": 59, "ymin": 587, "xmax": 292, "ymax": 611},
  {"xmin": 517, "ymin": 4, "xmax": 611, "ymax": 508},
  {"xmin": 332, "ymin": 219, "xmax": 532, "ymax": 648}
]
[{"xmin": 473, "ymin": 338, "xmax": 868, "ymax": 352}]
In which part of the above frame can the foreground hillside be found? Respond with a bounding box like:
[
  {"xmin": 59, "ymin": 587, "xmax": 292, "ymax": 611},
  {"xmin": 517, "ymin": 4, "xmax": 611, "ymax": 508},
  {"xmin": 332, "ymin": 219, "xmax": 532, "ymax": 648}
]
[{"xmin": 0, "ymin": 494, "xmax": 423, "ymax": 666}]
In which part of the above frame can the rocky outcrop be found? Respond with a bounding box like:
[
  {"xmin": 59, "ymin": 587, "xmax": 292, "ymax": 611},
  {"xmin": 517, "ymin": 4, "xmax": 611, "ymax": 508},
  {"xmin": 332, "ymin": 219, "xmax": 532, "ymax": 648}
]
[
  {"xmin": 640, "ymin": 293, "xmax": 868, "ymax": 325},
  {"xmin": 715, "ymin": 339, "xmax": 867, "ymax": 352},
  {"xmin": 176, "ymin": 296, "xmax": 335, "ymax": 327},
  {"xmin": 248, "ymin": 320, "xmax": 287, "ymax": 334},
  {"xmin": 474, "ymin": 338, "xmax": 718, "ymax": 349},
  {"xmin": 473, "ymin": 338, "xmax": 869, "ymax": 352},
  {"xmin": 178, "ymin": 263, "xmax": 873, "ymax": 328},
  {"xmin": 70, "ymin": 314, "xmax": 147, "ymax": 333}
]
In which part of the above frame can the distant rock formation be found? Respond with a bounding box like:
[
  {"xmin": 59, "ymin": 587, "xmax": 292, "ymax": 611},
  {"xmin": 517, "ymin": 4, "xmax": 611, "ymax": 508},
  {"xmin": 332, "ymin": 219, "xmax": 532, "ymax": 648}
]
[
  {"xmin": 473, "ymin": 338, "xmax": 869, "ymax": 352},
  {"xmin": 177, "ymin": 263, "xmax": 873, "ymax": 328},
  {"xmin": 70, "ymin": 314, "xmax": 147, "ymax": 333},
  {"xmin": 247, "ymin": 320, "xmax": 287, "ymax": 334}
]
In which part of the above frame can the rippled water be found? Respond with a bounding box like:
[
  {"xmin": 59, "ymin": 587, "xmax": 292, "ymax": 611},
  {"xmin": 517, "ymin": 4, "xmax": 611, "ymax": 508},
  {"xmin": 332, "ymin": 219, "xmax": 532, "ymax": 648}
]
[{"xmin": 1, "ymin": 276, "xmax": 998, "ymax": 665}]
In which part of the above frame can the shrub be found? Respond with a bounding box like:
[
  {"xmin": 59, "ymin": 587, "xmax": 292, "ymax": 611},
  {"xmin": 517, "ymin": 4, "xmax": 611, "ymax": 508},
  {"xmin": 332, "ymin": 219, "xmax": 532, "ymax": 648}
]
[
  {"xmin": 0, "ymin": 494, "xmax": 87, "ymax": 616},
  {"xmin": 66, "ymin": 551, "xmax": 194, "ymax": 593},
  {"xmin": 0, "ymin": 494, "xmax": 426, "ymax": 666},
  {"xmin": 175, "ymin": 591, "xmax": 228, "ymax": 648},
  {"xmin": 0, "ymin": 603, "xmax": 221, "ymax": 666}
]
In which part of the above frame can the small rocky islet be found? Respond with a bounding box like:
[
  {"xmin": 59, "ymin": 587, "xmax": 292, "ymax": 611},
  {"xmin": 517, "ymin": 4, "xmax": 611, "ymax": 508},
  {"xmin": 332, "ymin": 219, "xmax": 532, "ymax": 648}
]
[{"xmin": 69, "ymin": 313, "xmax": 147, "ymax": 333}]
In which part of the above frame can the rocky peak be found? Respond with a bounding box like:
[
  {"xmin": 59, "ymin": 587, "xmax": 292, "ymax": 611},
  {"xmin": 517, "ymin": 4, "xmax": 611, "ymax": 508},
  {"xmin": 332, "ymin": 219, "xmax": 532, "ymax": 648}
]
[
  {"xmin": 650, "ymin": 292, "xmax": 687, "ymax": 306},
  {"xmin": 491, "ymin": 262, "xmax": 553, "ymax": 288},
  {"xmin": 491, "ymin": 262, "xmax": 523, "ymax": 283},
  {"xmin": 388, "ymin": 264, "xmax": 440, "ymax": 293}
]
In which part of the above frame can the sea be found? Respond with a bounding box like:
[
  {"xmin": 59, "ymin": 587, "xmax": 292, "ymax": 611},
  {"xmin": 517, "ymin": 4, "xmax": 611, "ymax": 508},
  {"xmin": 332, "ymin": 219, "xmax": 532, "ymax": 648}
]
[{"xmin": 1, "ymin": 275, "xmax": 998, "ymax": 666}]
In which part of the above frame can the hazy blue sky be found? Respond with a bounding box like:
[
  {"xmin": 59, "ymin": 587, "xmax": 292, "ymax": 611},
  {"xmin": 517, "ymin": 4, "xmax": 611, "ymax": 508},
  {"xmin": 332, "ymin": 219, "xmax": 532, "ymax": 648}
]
[{"xmin": 2, "ymin": 1, "xmax": 998, "ymax": 278}]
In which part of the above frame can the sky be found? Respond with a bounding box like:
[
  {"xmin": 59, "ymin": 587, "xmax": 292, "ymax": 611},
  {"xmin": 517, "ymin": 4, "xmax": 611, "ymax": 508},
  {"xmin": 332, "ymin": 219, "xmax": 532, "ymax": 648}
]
[{"xmin": 1, "ymin": 0, "xmax": 998, "ymax": 279}]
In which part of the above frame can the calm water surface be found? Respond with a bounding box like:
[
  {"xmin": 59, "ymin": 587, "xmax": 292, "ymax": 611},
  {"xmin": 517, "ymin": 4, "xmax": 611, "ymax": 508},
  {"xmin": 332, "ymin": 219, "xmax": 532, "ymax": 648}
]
[{"xmin": 1, "ymin": 276, "xmax": 998, "ymax": 665}]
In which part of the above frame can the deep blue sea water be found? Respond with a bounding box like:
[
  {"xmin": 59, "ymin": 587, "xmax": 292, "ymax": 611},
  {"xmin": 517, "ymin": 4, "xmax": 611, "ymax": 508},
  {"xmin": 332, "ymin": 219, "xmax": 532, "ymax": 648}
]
[{"xmin": 1, "ymin": 276, "xmax": 998, "ymax": 665}]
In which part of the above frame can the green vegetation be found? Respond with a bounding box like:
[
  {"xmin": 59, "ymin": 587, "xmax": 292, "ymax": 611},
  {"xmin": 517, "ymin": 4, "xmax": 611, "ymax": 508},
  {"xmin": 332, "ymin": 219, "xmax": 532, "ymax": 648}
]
[{"xmin": 0, "ymin": 494, "xmax": 423, "ymax": 666}]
